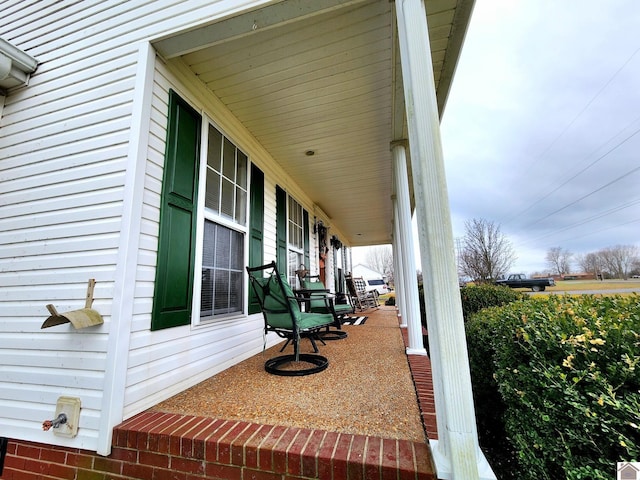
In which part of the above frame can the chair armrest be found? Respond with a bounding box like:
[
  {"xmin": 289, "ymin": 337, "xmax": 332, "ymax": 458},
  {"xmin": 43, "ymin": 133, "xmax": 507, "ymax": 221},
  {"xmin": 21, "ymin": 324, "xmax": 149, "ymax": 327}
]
[
  {"xmin": 292, "ymin": 292, "xmax": 335, "ymax": 311},
  {"xmin": 295, "ymin": 288, "xmax": 331, "ymax": 296},
  {"xmin": 291, "ymin": 293, "xmax": 334, "ymax": 304}
]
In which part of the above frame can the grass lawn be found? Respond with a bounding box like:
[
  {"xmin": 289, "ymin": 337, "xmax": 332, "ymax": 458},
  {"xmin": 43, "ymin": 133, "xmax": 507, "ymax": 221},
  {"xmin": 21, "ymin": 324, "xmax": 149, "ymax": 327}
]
[
  {"xmin": 520, "ymin": 280, "xmax": 640, "ymax": 297},
  {"xmin": 548, "ymin": 279, "xmax": 640, "ymax": 291}
]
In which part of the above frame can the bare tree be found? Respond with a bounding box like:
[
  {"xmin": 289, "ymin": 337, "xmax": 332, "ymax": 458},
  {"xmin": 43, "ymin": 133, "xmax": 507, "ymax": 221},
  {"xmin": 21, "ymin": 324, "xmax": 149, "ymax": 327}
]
[
  {"xmin": 546, "ymin": 247, "xmax": 573, "ymax": 276},
  {"xmin": 459, "ymin": 218, "xmax": 516, "ymax": 282},
  {"xmin": 597, "ymin": 245, "xmax": 639, "ymax": 279},
  {"xmin": 364, "ymin": 245, "xmax": 394, "ymax": 282},
  {"xmin": 576, "ymin": 252, "xmax": 602, "ymax": 278}
]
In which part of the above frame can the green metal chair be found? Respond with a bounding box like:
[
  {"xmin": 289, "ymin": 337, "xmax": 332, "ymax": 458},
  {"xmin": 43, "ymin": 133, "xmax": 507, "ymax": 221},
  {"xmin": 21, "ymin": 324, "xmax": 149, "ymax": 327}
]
[
  {"xmin": 247, "ymin": 261, "xmax": 334, "ymax": 376},
  {"xmin": 299, "ymin": 275, "xmax": 353, "ymax": 340}
]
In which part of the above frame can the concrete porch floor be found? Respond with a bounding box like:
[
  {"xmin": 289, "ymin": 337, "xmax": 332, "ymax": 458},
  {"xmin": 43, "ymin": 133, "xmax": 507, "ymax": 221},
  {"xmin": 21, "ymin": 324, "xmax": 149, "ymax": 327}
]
[{"xmin": 113, "ymin": 306, "xmax": 438, "ymax": 479}]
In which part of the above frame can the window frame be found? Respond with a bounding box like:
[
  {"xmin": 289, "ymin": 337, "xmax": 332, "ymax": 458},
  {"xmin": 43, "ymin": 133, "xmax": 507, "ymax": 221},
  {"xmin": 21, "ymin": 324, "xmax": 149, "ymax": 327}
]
[
  {"xmin": 287, "ymin": 195, "xmax": 305, "ymax": 287},
  {"xmin": 192, "ymin": 116, "xmax": 250, "ymax": 326}
]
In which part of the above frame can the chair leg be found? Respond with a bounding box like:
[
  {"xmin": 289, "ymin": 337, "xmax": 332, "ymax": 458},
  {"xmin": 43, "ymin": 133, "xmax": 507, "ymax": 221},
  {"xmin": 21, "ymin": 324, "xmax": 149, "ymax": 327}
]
[
  {"xmin": 279, "ymin": 332, "xmax": 326, "ymax": 354},
  {"xmin": 279, "ymin": 338, "xmax": 292, "ymax": 352},
  {"xmin": 292, "ymin": 334, "xmax": 300, "ymax": 362},
  {"xmin": 308, "ymin": 336, "xmax": 319, "ymax": 353},
  {"xmin": 306, "ymin": 331, "xmax": 328, "ymax": 353}
]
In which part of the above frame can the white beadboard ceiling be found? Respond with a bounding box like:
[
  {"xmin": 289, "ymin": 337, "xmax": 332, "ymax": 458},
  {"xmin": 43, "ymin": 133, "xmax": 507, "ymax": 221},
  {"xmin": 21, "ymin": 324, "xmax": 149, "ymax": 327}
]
[{"xmin": 154, "ymin": 0, "xmax": 473, "ymax": 247}]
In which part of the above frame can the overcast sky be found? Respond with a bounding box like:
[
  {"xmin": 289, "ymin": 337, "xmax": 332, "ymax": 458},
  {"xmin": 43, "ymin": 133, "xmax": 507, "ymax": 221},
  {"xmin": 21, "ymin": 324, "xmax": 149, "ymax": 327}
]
[{"xmin": 439, "ymin": 0, "xmax": 640, "ymax": 274}]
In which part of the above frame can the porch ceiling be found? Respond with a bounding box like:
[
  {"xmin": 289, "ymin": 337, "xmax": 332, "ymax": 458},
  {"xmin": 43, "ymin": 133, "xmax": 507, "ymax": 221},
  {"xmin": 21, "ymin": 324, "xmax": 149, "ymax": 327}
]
[{"xmin": 153, "ymin": 0, "xmax": 473, "ymax": 247}]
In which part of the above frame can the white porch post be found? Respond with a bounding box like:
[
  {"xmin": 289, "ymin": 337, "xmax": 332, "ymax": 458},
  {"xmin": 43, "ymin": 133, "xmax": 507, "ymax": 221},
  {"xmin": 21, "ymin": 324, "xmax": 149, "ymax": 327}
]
[
  {"xmin": 392, "ymin": 142, "xmax": 425, "ymax": 355},
  {"xmin": 395, "ymin": 0, "xmax": 495, "ymax": 479},
  {"xmin": 391, "ymin": 207, "xmax": 407, "ymax": 327}
]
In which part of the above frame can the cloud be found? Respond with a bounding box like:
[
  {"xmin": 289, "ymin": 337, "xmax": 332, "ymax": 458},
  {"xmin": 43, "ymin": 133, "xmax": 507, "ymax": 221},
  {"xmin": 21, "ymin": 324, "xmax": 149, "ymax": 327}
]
[{"xmin": 441, "ymin": 0, "xmax": 640, "ymax": 273}]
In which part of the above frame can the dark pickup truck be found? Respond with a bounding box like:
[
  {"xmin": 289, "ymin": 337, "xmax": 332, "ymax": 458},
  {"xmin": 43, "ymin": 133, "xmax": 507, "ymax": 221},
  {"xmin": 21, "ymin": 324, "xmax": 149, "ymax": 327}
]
[{"xmin": 495, "ymin": 274, "xmax": 555, "ymax": 292}]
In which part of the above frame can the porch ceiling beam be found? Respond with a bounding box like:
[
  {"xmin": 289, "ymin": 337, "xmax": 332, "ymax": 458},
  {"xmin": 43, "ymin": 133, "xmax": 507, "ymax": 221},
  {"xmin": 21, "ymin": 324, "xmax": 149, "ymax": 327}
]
[{"xmin": 153, "ymin": 0, "xmax": 371, "ymax": 59}]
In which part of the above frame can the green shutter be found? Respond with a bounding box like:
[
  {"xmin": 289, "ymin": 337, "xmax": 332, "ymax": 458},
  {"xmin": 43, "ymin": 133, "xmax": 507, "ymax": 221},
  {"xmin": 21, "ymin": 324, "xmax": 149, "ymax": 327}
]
[
  {"xmin": 248, "ymin": 164, "xmax": 264, "ymax": 314},
  {"xmin": 275, "ymin": 185, "xmax": 287, "ymax": 274},
  {"xmin": 303, "ymin": 210, "xmax": 310, "ymax": 269},
  {"xmin": 151, "ymin": 90, "xmax": 201, "ymax": 330}
]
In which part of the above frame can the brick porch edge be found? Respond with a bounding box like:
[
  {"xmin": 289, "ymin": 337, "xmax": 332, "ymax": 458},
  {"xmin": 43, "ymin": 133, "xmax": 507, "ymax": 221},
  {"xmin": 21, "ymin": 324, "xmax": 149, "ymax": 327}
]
[
  {"xmin": 401, "ymin": 326, "xmax": 438, "ymax": 442},
  {"xmin": 2, "ymin": 412, "xmax": 435, "ymax": 480}
]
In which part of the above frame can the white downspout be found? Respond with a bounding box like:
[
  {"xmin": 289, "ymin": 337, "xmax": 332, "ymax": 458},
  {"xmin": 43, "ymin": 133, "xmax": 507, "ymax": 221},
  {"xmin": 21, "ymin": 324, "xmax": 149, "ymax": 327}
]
[{"xmin": 395, "ymin": 0, "xmax": 495, "ymax": 478}]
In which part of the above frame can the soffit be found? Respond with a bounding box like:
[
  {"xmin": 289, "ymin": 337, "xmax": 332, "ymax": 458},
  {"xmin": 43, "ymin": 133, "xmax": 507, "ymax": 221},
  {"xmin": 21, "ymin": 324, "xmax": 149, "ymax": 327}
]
[{"xmin": 154, "ymin": 0, "xmax": 473, "ymax": 246}]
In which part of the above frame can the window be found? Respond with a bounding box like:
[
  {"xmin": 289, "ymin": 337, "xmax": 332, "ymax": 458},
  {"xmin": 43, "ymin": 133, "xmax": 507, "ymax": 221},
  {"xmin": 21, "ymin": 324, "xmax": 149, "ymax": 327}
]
[
  {"xmin": 204, "ymin": 125, "xmax": 247, "ymax": 224},
  {"xmin": 197, "ymin": 123, "xmax": 248, "ymax": 322},
  {"xmin": 287, "ymin": 196, "xmax": 304, "ymax": 287},
  {"xmin": 274, "ymin": 190, "xmax": 310, "ymax": 289},
  {"xmin": 200, "ymin": 222, "xmax": 244, "ymax": 317}
]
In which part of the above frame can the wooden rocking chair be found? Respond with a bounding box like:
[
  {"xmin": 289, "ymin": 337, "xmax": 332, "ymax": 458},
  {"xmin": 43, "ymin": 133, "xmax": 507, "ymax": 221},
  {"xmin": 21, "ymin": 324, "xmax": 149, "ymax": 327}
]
[{"xmin": 345, "ymin": 274, "xmax": 379, "ymax": 311}]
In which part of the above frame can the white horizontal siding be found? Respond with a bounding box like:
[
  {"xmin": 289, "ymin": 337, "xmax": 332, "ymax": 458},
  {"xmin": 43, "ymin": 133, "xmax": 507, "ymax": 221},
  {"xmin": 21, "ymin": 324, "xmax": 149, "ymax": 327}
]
[
  {"xmin": 1, "ymin": 1, "xmax": 88, "ymax": 42},
  {"xmin": 1, "ymin": 363, "xmax": 106, "ymax": 390},
  {"xmin": 124, "ymin": 319, "xmax": 266, "ymax": 414},
  {"xmin": 0, "ymin": 349, "xmax": 107, "ymax": 372},
  {"xmin": 2, "ymin": 383, "xmax": 102, "ymax": 412},
  {"xmin": 0, "ymin": 283, "xmax": 113, "ymax": 307},
  {"xmin": 1, "ymin": 0, "xmax": 142, "ymax": 451}
]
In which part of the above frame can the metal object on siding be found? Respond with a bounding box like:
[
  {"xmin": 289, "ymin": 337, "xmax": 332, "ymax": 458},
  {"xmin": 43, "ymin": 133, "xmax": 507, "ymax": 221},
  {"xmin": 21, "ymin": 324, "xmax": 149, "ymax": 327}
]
[{"xmin": 41, "ymin": 279, "xmax": 103, "ymax": 329}]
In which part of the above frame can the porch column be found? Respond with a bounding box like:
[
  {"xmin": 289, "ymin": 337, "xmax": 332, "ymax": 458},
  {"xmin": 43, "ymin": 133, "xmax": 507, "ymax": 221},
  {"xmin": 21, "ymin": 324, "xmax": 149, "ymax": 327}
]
[
  {"xmin": 395, "ymin": 1, "xmax": 495, "ymax": 479},
  {"xmin": 392, "ymin": 141, "xmax": 425, "ymax": 355},
  {"xmin": 391, "ymin": 209, "xmax": 406, "ymax": 328},
  {"xmin": 392, "ymin": 217, "xmax": 406, "ymax": 325}
]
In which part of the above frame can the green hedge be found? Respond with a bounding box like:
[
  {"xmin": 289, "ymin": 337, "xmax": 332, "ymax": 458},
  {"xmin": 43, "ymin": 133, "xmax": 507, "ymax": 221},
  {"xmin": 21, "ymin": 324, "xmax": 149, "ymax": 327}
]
[
  {"xmin": 460, "ymin": 284, "xmax": 527, "ymax": 321},
  {"xmin": 467, "ymin": 295, "xmax": 640, "ymax": 479},
  {"xmin": 416, "ymin": 283, "xmax": 526, "ymax": 328}
]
